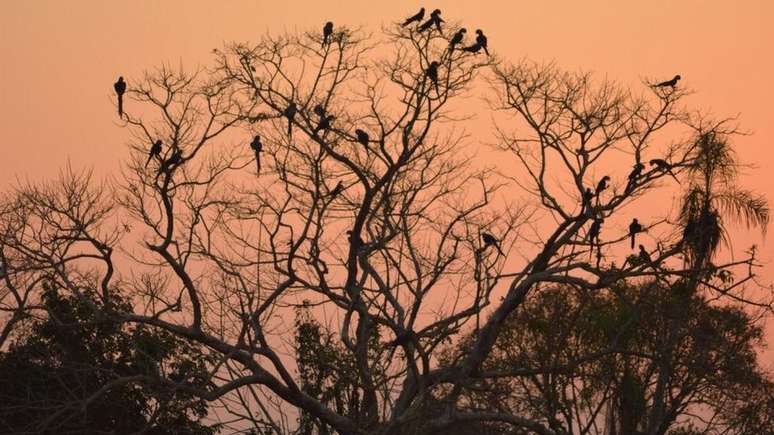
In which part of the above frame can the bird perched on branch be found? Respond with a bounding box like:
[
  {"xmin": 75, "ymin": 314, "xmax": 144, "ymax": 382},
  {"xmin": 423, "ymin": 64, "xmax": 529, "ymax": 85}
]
[
  {"xmin": 649, "ymin": 158, "xmax": 679, "ymax": 182},
  {"xmin": 587, "ymin": 218, "xmax": 603, "ymax": 251},
  {"xmin": 653, "ymin": 74, "xmax": 681, "ymax": 89},
  {"xmin": 418, "ymin": 9, "xmax": 443, "ymax": 33},
  {"xmin": 426, "ymin": 61, "xmax": 440, "ymax": 94},
  {"xmin": 250, "ymin": 135, "xmax": 262, "ymax": 173},
  {"xmin": 283, "ymin": 102, "xmax": 297, "ymax": 136},
  {"xmin": 158, "ymin": 149, "xmax": 183, "ymax": 175},
  {"xmin": 145, "ymin": 139, "xmax": 162, "ymax": 168},
  {"xmin": 628, "ymin": 218, "xmax": 643, "ymax": 249},
  {"xmin": 595, "ymin": 176, "xmax": 611, "ymax": 202},
  {"xmin": 481, "ymin": 232, "xmax": 504, "ymax": 256},
  {"xmin": 322, "ymin": 21, "xmax": 334, "ymax": 46},
  {"xmin": 638, "ymin": 244, "xmax": 653, "ymax": 266},
  {"xmin": 315, "ymin": 114, "xmax": 335, "ymax": 134},
  {"xmin": 626, "ymin": 162, "xmax": 645, "ymax": 192},
  {"xmin": 114, "ymin": 76, "xmax": 126, "ymax": 118},
  {"xmin": 463, "ymin": 29, "xmax": 489, "ymax": 55},
  {"xmin": 449, "ymin": 28, "xmax": 466, "ymax": 50},
  {"xmin": 402, "ymin": 7, "xmax": 425, "ymax": 27},
  {"xmin": 354, "ymin": 129, "xmax": 370, "ymax": 147}
]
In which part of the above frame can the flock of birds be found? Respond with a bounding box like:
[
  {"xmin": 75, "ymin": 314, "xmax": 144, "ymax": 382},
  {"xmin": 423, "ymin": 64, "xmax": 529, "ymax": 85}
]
[{"xmin": 111, "ymin": 8, "xmax": 684, "ymax": 267}]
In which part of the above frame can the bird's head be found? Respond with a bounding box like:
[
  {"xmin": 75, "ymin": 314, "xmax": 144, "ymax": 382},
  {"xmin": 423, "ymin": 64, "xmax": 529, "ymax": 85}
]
[
  {"xmin": 639, "ymin": 244, "xmax": 646, "ymax": 251},
  {"xmin": 326, "ymin": 21, "xmax": 333, "ymax": 27},
  {"xmin": 118, "ymin": 76, "xmax": 124, "ymax": 82},
  {"xmin": 419, "ymin": 7, "xmax": 425, "ymax": 12},
  {"xmin": 675, "ymin": 74, "xmax": 681, "ymax": 80},
  {"xmin": 430, "ymin": 61, "xmax": 439, "ymax": 68},
  {"xmin": 460, "ymin": 28, "xmax": 467, "ymax": 33},
  {"xmin": 432, "ymin": 9, "xmax": 441, "ymax": 14},
  {"xmin": 476, "ymin": 29, "xmax": 483, "ymax": 35},
  {"xmin": 632, "ymin": 218, "xmax": 639, "ymax": 223}
]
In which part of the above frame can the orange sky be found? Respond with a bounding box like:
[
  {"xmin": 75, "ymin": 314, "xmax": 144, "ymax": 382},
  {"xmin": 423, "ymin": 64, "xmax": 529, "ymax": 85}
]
[{"xmin": 2, "ymin": 0, "xmax": 773, "ymax": 360}]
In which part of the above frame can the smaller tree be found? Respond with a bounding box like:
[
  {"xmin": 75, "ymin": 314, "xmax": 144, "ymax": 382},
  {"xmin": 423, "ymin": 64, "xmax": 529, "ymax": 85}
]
[{"xmin": 0, "ymin": 284, "xmax": 218, "ymax": 434}]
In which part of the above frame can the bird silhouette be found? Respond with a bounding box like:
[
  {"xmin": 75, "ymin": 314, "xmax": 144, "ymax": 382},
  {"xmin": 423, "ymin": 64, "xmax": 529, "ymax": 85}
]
[
  {"xmin": 426, "ymin": 61, "xmax": 440, "ymax": 94},
  {"xmin": 418, "ymin": 9, "xmax": 443, "ymax": 33},
  {"xmin": 474, "ymin": 29, "xmax": 489, "ymax": 55},
  {"xmin": 649, "ymin": 158, "xmax": 679, "ymax": 182},
  {"xmin": 313, "ymin": 104, "xmax": 326, "ymax": 117},
  {"xmin": 354, "ymin": 129, "xmax": 369, "ymax": 147},
  {"xmin": 626, "ymin": 162, "xmax": 645, "ymax": 192},
  {"xmin": 323, "ymin": 21, "xmax": 334, "ymax": 46},
  {"xmin": 283, "ymin": 102, "xmax": 297, "ymax": 135},
  {"xmin": 250, "ymin": 135, "xmax": 263, "ymax": 173},
  {"xmin": 638, "ymin": 244, "xmax": 652, "ymax": 265},
  {"xmin": 481, "ymin": 232, "xmax": 504, "ymax": 256},
  {"xmin": 449, "ymin": 28, "xmax": 466, "ymax": 50},
  {"xmin": 595, "ymin": 176, "xmax": 610, "ymax": 195},
  {"xmin": 315, "ymin": 114, "xmax": 335, "ymax": 134},
  {"xmin": 145, "ymin": 139, "xmax": 162, "ymax": 168},
  {"xmin": 628, "ymin": 162, "xmax": 645, "ymax": 182},
  {"xmin": 159, "ymin": 149, "xmax": 183, "ymax": 175},
  {"xmin": 114, "ymin": 76, "xmax": 126, "ymax": 118},
  {"xmin": 329, "ymin": 181, "xmax": 344, "ymax": 199},
  {"xmin": 629, "ymin": 218, "xmax": 643, "ymax": 249},
  {"xmin": 654, "ymin": 74, "xmax": 681, "ymax": 88},
  {"xmin": 402, "ymin": 7, "xmax": 425, "ymax": 27}
]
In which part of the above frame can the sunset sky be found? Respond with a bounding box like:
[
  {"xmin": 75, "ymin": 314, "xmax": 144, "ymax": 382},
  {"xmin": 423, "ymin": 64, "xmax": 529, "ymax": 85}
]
[{"xmin": 2, "ymin": 1, "xmax": 773, "ymax": 359}]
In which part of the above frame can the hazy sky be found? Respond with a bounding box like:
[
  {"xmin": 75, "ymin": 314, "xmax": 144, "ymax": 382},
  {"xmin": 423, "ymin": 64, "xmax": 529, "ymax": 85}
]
[{"xmin": 2, "ymin": 0, "xmax": 773, "ymax": 359}]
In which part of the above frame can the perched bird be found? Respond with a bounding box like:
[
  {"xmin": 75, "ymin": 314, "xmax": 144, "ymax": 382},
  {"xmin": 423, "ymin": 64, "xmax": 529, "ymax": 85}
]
[
  {"xmin": 329, "ymin": 181, "xmax": 344, "ymax": 199},
  {"xmin": 145, "ymin": 139, "xmax": 162, "ymax": 168},
  {"xmin": 354, "ymin": 129, "xmax": 370, "ymax": 147},
  {"xmin": 159, "ymin": 149, "xmax": 183, "ymax": 174},
  {"xmin": 629, "ymin": 218, "xmax": 643, "ymax": 249},
  {"xmin": 114, "ymin": 76, "xmax": 127, "ymax": 118},
  {"xmin": 628, "ymin": 162, "xmax": 645, "ymax": 182},
  {"xmin": 250, "ymin": 135, "xmax": 263, "ymax": 173},
  {"xmin": 595, "ymin": 176, "xmax": 611, "ymax": 195},
  {"xmin": 449, "ymin": 28, "xmax": 466, "ymax": 50},
  {"xmin": 283, "ymin": 102, "xmax": 297, "ymax": 135},
  {"xmin": 626, "ymin": 162, "xmax": 645, "ymax": 192},
  {"xmin": 425, "ymin": 61, "xmax": 440, "ymax": 93},
  {"xmin": 418, "ymin": 9, "xmax": 443, "ymax": 33},
  {"xmin": 315, "ymin": 114, "xmax": 335, "ymax": 134},
  {"xmin": 402, "ymin": 7, "xmax": 425, "ymax": 27},
  {"xmin": 638, "ymin": 244, "xmax": 652, "ymax": 265},
  {"xmin": 587, "ymin": 218, "xmax": 603, "ymax": 247},
  {"xmin": 322, "ymin": 21, "xmax": 334, "ymax": 46},
  {"xmin": 474, "ymin": 29, "xmax": 489, "ymax": 55},
  {"xmin": 481, "ymin": 232, "xmax": 504, "ymax": 256},
  {"xmin": 654, "ymin": 74, "xmax": 681, "ymax": 89},
  {"xmin": 649, "ymin": 158, "xmax": 679, "ymax": 182}
]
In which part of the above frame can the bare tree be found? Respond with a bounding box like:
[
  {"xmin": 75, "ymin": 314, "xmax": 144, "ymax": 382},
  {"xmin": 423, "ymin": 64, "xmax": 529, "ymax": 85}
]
[{"xmin": 1, "ymin": 20, "xmax": 769, "ymax": 435}]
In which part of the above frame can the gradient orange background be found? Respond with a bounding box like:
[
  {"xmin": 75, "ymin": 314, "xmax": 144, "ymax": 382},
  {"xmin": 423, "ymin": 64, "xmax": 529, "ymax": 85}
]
[{"xmin": 2, "ymin": 1, "xmax": 773, "ymax": 359}]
